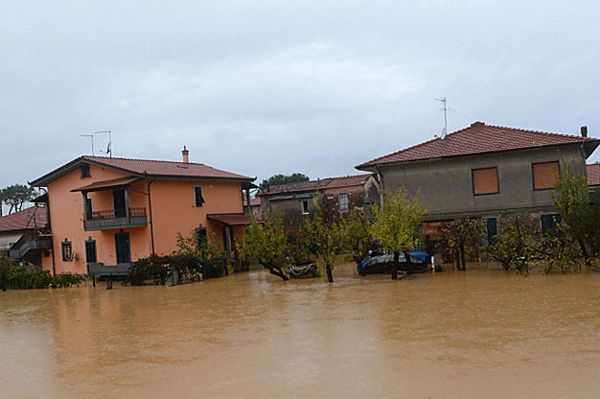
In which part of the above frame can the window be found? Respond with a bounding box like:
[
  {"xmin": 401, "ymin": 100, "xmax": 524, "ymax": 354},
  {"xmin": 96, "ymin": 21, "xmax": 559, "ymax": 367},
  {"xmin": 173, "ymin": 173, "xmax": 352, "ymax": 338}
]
[
  {"xmin": 194, "ymin": 186, "xmax": 205, "ymax": 207},
  {"xmin": 472, "ymin": 167, "xmax": 499, "ymax": 195},
  {"xmin": 81, "ymin": 164, "xmax": 91, "ymax": 178},
  {"xmin": 532, "ymin": 161, "xmax": 560, "ymax": 190},
  {"xmin": 61, "ymin": 239, "xmax": 73, "ymax": 262},
  {"xmin": 196, "ymin": 226, "xmax": 208, "ymax": 248},
  {"xmin": 541, "ymin": 213, "xmax": 561, "ymax": 231},
  {"xmin": 486, "ymin": 218, "xmax": 498, "ymax": 244},
  {"xmin": 85, "ymin": 238, "xmax": 97, "ymax": 263},
  {"xmin": 338, "ymin": 193, "xmax": 349, "ymax": 211},
  {"xmin": 301, "ymin": 199, "xmax": 310, "ymax": 215}
]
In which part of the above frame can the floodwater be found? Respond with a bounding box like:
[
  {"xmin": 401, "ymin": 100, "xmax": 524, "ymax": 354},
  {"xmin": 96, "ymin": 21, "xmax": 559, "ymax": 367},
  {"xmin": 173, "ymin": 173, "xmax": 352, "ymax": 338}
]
[{"xmin": 2, "ymin": 264, "xmax": 600, "ymax": 399}]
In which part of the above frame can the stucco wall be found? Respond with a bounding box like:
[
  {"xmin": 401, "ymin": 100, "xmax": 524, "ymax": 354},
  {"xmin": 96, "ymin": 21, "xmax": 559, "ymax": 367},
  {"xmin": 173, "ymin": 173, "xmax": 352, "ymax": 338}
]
[
  {"xmin": 46, "ymin": 163, "xmax": 152, "ymax": 275},
  {"xmin": 149, "ymin": 179, "xmax": 243, "ymax": 256},
  {"xmin": 379, "ymin": 144, "xmax": 587, "ymax": 220}
]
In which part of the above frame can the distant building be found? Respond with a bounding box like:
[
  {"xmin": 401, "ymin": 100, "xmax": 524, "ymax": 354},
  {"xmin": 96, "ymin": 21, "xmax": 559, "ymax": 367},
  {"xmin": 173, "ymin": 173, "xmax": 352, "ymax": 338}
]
[
  {"xmin": 0, "ymin": 205, "xmax": 51, "ymax": 267},
  {"xmin": 587, "ymin": 163, "xmax": 600, "ymax": 191},
  {"xmin": 30, "ymin": 148, "xmax": 256, "ymax": 277},
  {"xmin": 356, "ymin": 122, "xmax": 599, "ymax": 249},
  {"xmin": 258, "ymin": 174, "xmax": 379, "ymax": 221}
]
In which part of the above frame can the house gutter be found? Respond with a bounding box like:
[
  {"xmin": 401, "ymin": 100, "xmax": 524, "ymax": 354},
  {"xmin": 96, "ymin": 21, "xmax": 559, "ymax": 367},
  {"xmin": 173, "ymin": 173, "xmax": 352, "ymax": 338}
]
[
  {"xmin": 146, "ymin": 178, "xmax": 156, "ymax": 254},
  {"xmin": 40, "ymin": 188, "xmax": 56, "ymax": 276}
]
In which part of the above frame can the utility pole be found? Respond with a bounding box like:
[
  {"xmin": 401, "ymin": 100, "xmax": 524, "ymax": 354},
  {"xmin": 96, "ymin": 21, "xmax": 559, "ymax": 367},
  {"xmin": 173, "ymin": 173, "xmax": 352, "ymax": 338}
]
[
  {"xmin": 435, "ymin": 97, "xmax": 448, "ymax": 139},
  {"xmin": 80, "ymin": 134, "xmax": 95, "ymax": 155}
]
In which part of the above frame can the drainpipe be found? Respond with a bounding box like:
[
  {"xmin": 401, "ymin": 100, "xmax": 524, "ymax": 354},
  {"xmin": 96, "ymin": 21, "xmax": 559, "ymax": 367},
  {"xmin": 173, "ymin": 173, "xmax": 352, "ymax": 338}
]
[
  {"xmin": 147, "ymin": 179, "xmax": 156, "ymax": 254},
  {"xmin": 40, "ymin": 188, "xmax": 56, "ymax": 276}
]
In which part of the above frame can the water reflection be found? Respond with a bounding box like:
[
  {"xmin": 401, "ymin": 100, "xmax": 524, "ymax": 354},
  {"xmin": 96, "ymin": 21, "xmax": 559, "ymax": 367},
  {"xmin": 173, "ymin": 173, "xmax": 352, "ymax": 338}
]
[{"xmin": 1, "ymin": 265, "xmax": 600, "ymax": 398}]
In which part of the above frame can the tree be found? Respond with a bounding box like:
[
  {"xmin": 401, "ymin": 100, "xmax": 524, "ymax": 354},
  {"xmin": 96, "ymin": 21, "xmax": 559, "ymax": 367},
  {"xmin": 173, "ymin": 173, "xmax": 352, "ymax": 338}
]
[
  {"xmin": 303, "ymin": 203, "xmax": 343, "ymax": 283},
  {"xmin": 1, "ymin": 184, "xmax": 38, "ymax": 215},
  {"xmin": 259, "ymin": 173, "xmax": 309, "ymax": 192},
  {"xmin": 553, "ymin": 171, "xmax": 600, "ymax": 269},
  {"xmin": 487, "ymin": 216, "xmax": 539, "ymax": 275},
  {"xmin": 340, "ymin": 209, "xmax": 374, "ymax": 265},
  {"xmin": 440, "ymin": 217, "xmax": 485, "ymax": 271},
  {"xmin": 238, "ymin": 218, "xmax": 290, "ymax": 281},
  {"xmin": 369, "ymin": 191, "xmax": 424, "ymax": 280}
]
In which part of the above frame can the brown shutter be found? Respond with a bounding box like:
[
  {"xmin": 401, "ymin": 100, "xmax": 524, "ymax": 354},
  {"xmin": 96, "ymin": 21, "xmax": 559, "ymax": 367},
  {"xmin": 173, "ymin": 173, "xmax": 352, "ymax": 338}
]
[
  {"xmin": 472, "ymin": 167, "xmax": 499, "ymax": 195},
  {"xmin": 532, "ymin": 161, "xmax": 559, "ymax": 190}
]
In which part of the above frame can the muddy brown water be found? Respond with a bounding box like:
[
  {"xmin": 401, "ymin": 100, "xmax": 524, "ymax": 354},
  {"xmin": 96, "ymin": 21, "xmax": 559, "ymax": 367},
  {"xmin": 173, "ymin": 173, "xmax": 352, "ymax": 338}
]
[{"xmin": 1, "ymin": 264, "xmax": 600, "ymax": 398}]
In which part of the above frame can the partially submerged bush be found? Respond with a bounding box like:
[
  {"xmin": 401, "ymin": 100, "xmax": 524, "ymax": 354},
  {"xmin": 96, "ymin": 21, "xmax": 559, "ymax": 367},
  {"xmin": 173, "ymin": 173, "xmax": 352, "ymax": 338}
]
[{"xmin": 0, "ymin": 257, "xmax": 83, "ymax": 290}]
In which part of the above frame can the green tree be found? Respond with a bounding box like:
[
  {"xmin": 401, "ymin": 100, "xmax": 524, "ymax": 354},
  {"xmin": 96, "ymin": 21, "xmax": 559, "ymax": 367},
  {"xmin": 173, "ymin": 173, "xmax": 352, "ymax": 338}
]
[
  {"xmin": 487, "ymin": 216, "xmax": 539, "ymax": 275},
  {"xmin": 369, "ymin": 191, "xmax": 425, "ymax": 280},
  {"xmin": 1, "ymin": 184, "xmax": 38, "ymax": 215},
  {"xmin": 259, "ymin": 173, "xmax": 309, "ymax": 192},
  {"xmin": 340, "ymin": 209, "xmax": 374, "ymax": 265},
  {"xmin": 553, "ymin": 171, "xmax": 600, "ymax": 268},
  {"xmin": 238, "ymin": 218, "xmax": 290, "ymax": 281},
  {"xmin": 303, "ymin": 203, "xmax": 343, "ymax": 283}
]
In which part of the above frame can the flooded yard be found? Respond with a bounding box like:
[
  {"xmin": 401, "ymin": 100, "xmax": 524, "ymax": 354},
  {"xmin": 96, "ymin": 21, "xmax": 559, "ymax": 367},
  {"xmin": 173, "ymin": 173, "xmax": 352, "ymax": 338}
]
[{"xmin": 2, "ymin": 264, "xmax": 600, "ymax": 398}]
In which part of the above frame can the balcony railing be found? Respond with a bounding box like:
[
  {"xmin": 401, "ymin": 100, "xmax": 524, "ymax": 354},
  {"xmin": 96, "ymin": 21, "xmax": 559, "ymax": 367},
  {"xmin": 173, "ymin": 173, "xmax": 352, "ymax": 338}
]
[{"xmin": 84, "ymin": 207, "xmax": 147, "ymax": 231}]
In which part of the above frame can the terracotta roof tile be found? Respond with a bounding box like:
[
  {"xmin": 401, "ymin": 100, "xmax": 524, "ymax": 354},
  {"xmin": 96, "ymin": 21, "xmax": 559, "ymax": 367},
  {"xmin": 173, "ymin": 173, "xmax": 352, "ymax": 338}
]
[
  {"xmin": 357, "ymin": 122, "xmax": 599, "ymax": 169},
  {"xmin": 0, "ymin": 206, "xmax": 48, "ymax": 232},
  {"xmin": 70, "ymin": 176, "xmax": 141, "ymax": 192},
  {"xmin": 84, "ymin": 156, "xmax": 253, "ymax": 180},
  {"xmin": 260, "ymin": 174, "xmax": 371, "ymax": 196},
  {"xmin": 587, "ymin": 164, "xmax": 600, "ymax": 187}
]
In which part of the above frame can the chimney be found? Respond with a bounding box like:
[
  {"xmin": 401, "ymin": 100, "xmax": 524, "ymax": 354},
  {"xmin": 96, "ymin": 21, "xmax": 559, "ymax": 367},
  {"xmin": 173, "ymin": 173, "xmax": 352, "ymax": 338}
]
[
  {"xmin": 181, "ymin": 146, "xmax": 189, "ymax": 163},
  {"xmin": 581, "ymin": 126, "xmax": 588, "ymax": 138}
]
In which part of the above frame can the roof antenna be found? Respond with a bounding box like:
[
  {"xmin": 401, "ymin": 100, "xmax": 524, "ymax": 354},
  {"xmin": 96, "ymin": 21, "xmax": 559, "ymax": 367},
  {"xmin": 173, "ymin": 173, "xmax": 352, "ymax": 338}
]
[
  {"xmin": 95, "ymin": 130, "xmax": 112, "ymax": 158},
  {"xmin": 80, "ymin": 134, "xmax": 95, "ymax": 155},
  {"xmin": 435, "ymin": 97, "xmax": 448, "ymax": 139}
]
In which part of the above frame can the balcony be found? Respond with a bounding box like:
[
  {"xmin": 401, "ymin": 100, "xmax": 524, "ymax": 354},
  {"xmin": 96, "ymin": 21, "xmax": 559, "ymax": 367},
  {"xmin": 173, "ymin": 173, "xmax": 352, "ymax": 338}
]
[{"xmin": 84, "ymin": 207, "xmax": 147, "ymax": 231}]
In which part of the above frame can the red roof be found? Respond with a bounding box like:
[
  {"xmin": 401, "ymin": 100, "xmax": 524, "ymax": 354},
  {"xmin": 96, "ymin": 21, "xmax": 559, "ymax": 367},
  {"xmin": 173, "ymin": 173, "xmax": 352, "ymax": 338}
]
[
  {"xmin": 357, "ymin": 122, "xmax": 599, "ymax": 169},
  {"xmin": 587, "ymin": 164, "xmax": 600, "ymax": 187},
  {"xmin": 250, "ymin": 197, "xmax": 261, "ymax": 207},
  {"xmin": 31, "ymin": 155, "xmax": 254, "ymax": 186},
  {"xmin": 71, "ymin": 176, "xmax": 141, "ymax": 192},
  {"xmin": 260, "ymin": 174, "xmax": 372, "ymax": 196},
  {"xmin": 0, "ymin": 206, "xmax": 48, "ymax": 232}
]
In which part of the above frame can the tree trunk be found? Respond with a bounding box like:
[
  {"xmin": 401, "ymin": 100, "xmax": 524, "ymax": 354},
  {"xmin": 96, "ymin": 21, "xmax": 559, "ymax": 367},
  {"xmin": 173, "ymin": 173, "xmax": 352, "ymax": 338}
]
[
  {"xmin": 577, "ymin": 238, "xmax": 592, "ymax": 268},
  {"xmin": 459, "ymin": 244, "xmax": 466, "ymax": 271},
  {"xmin": 325, "ymin": 264, "xmax": 334, "ymax": 283},
  {"xmin": 266, "ymin": 265, "xmax": 289, "ymax": 281},
  {"xmin": 391, "ymin": 251, "xmax": 399, "ymax": 280}
]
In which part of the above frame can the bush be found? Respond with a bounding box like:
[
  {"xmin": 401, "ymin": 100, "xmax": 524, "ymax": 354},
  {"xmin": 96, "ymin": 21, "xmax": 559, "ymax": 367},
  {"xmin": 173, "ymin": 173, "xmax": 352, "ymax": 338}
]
[
  {"xmin": 127, "ymin": 254, "xmax": 171, "ymax": 285},
  {"xmin": 0, "ymin": 257, "xmax": 84, "ymax": 290}
]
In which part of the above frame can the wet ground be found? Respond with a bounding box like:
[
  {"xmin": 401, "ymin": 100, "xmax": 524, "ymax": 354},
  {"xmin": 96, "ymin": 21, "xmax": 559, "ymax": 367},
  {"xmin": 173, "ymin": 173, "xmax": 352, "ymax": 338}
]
[{"xmin": 1, "ymin": 263, "xmax": 600, "ymax": 398}]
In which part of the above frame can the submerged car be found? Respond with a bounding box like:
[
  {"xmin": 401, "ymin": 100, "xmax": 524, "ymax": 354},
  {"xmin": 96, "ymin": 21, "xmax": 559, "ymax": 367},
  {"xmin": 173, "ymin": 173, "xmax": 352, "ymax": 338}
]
[{"xmin": 357, "ymin": 251, "xmax": 431, "ymax": 275}]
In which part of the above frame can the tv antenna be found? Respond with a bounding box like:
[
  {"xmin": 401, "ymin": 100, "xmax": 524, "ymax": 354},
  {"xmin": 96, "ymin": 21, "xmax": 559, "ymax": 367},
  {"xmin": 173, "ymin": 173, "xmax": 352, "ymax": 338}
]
[
  {"xmin": 435, "ymin": 97, "xmax": 448, "ymax": 139},
  {"xmin": 94, "ymin": 130, "xmax": 112, "ymax": 158},
  {"xmin": 80, "ymin": 134, "xmax": 95, "ymax": 155}
]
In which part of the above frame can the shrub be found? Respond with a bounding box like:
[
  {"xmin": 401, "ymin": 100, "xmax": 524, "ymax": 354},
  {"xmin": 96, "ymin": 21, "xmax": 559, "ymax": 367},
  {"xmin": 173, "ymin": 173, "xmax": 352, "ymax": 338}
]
[
  {"xmin": 0, "ymin": 257, "xmax": 83, "ymax": 290},
  {"xmin": 127, "ymin": 254, "xmax": 170, "ymax": 285}
]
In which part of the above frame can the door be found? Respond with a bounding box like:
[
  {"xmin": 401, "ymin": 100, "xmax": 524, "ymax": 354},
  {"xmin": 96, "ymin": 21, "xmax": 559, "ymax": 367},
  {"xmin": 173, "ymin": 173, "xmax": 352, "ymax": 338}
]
[
  {"xmin": 113, "ymin": 189, "xmax": 127, "ymax": 218},
  {"xmin": 115, "ymin": 233, "xmax": 131, "ymax": 264},
  {"xmin": 85, "ymin": 198, "xmax": 93, "ymax": 220}
]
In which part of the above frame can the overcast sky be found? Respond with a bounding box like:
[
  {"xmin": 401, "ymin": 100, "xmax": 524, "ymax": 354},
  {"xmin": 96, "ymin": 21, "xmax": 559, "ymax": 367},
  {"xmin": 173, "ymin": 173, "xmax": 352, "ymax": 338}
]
[{"xmin": 2, "ymin": 0, "xmax": 599, "ymax": 192}]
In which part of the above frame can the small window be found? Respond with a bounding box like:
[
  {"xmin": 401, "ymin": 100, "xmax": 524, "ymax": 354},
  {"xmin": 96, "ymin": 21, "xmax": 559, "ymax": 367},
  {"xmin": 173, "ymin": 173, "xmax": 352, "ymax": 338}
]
[
  {"xmin": 541, "ymin": 213, "xmax": 561, "ymax": 231},
  {"xmin": 194, "ymin": 186, "xmax": 205, "ymax": 207},
  {"xmin": 61, "ymin": 239, "xmax": 73, "ymax": 262},
  {"xmin": 81, "ymin": 164, "xmax": 91, "ymax": 178},
  {"xmin": 486, "ymin": 218, "xmax": 498, "ymax": 244},
  {"xmin": 196, "ymin": 226, "xmax": 208, "ymax": 248},
  {"xmin": 85, "ymin": 238, "xmax": 97, "ymax": 263},
  {"xmin": 301, "ymin": 200, "xmax": 310, "ymax": 215},
  {"xmin": 338, "ymin": 193, "xmax": 349, "ymax": 211},
  {"xmin": 532, "ymin": 161, "xmax": 560, "ymax": 190},
  {"xmin": 472, "ymin": 167, "xmax": 499, "ymax": 195}
]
